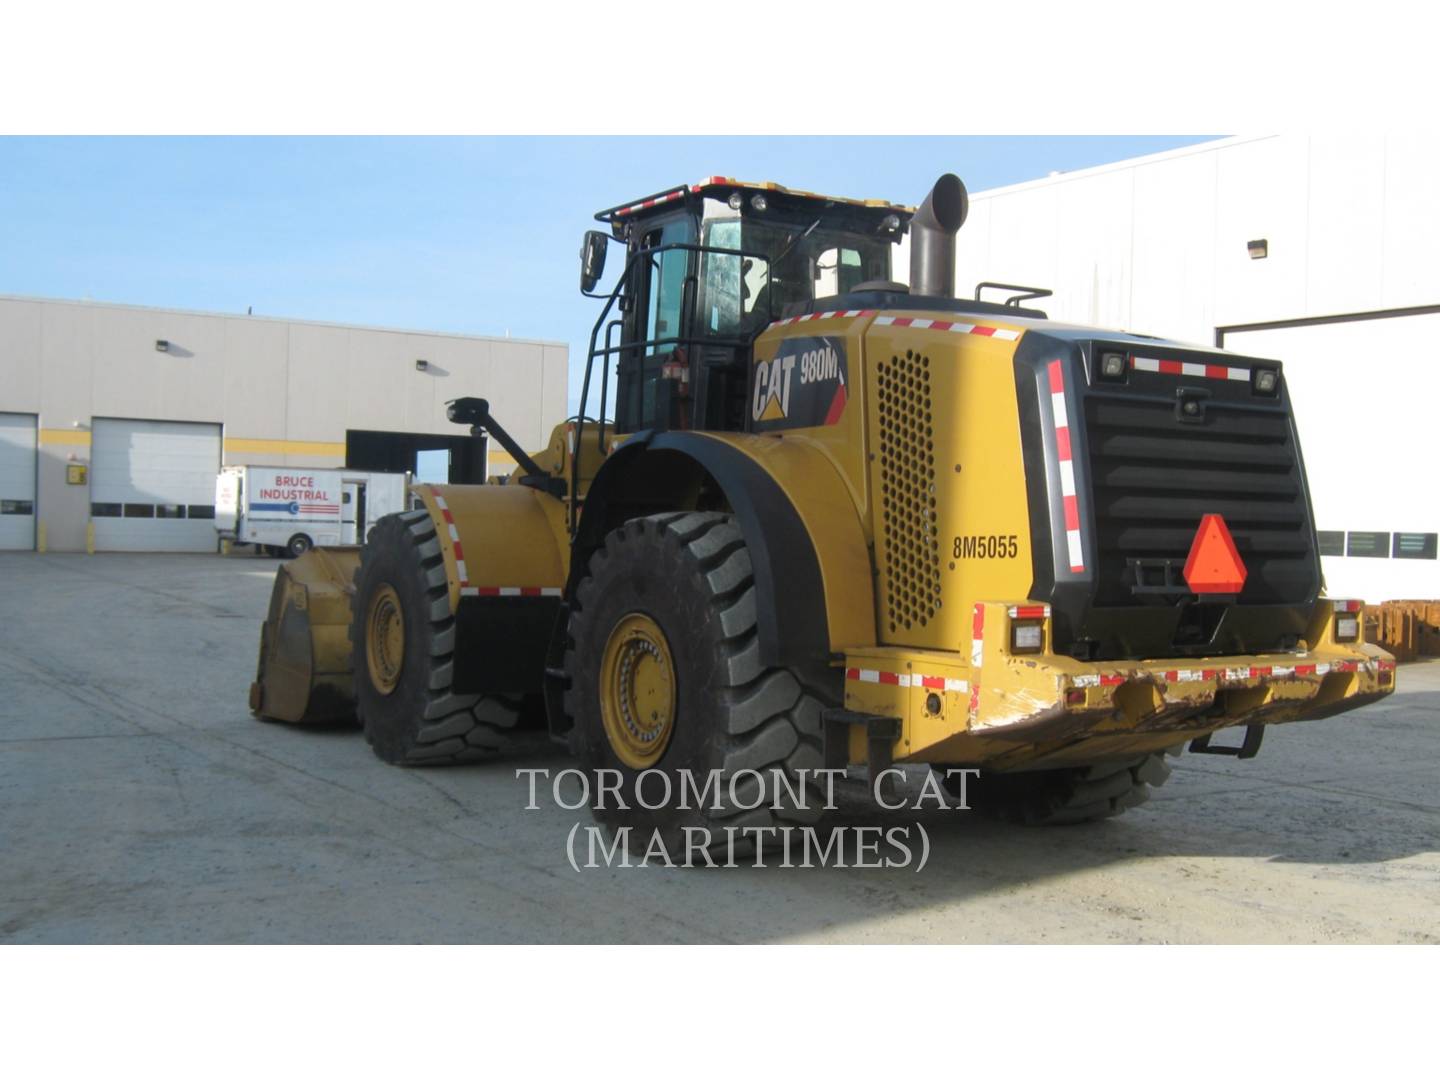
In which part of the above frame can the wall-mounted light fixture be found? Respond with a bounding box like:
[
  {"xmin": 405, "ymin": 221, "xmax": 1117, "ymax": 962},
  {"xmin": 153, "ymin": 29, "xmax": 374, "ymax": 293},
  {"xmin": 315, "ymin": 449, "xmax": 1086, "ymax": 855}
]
[
  {"xmin": 415, "ymin": 359, "xmax": 430, "ymax": 372},
  {"xmin": 155, "ymin": 339, "xmax": 170, "ymax": 352},
  {"xmin": 1247, "ymin": 239, "xmax": 1269, "ymax": 260}
]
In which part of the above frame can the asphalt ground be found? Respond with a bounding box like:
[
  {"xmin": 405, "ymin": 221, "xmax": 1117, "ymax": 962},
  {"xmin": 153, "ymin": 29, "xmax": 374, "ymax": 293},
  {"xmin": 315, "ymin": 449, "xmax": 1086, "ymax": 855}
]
[{"xmin": 2, "ymin": 551, "xmax": 1435, "ymax": 943}]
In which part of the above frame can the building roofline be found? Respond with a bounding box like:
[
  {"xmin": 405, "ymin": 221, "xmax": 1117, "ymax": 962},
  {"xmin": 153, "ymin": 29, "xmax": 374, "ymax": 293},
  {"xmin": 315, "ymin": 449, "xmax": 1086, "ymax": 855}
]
[
  {"xmin": 969, "ymin": 135, "xmax": 1267, "ymax": 200},
  {"xmin": 0, "ymin": 292, "xmax": 569, "ymax": 350}
]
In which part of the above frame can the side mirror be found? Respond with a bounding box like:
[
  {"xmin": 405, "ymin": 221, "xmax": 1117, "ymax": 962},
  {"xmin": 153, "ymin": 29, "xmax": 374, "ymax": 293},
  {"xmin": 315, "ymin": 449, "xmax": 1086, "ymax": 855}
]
[{"xmin": 580, "ymin": 230, "xmax": 609, "ymax": 293}]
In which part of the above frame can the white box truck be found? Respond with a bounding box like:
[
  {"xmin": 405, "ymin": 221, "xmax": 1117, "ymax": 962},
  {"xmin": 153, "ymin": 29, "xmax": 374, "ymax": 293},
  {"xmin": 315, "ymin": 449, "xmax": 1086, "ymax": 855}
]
[{"xmin": 216, "ymin": 466, "xmax": 408, "ymax": 557}]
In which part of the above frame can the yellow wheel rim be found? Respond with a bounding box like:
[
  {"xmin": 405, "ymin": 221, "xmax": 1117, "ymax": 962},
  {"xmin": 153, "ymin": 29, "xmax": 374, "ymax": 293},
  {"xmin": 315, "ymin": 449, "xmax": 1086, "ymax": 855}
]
[
  {"xmin": 598, "ymin": 612, "xmax": 677, "ymax": 769},
  {"xmin": 365, "ymin": 584, "xmax": 405, "ymax": 695}
]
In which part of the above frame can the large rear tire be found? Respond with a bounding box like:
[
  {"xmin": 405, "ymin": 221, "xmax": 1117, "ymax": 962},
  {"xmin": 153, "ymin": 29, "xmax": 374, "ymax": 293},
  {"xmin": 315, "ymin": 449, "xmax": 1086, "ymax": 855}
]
[
  {"xmin": 563, "ymin": 512, "xmax": 838, "ymax": 854},
  {"xmin": 942, "ymin": 752, "xmax": 1176, "ymax": 825},
  {"xmin": 350, "ymin": 509, "xmax": 521, "ymax": 765}
]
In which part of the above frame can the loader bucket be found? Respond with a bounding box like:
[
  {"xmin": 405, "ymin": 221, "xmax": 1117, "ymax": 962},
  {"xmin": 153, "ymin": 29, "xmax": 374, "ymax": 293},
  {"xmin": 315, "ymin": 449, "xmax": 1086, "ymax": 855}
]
[{"xmin": 249, "ymin": 546, "xmax": 363, "ymax": 724}]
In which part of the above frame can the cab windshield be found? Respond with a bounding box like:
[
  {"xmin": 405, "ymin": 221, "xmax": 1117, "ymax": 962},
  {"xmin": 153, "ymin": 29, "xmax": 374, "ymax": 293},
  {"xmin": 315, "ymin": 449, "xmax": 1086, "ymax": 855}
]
[{"xmin": 698, "ymin": 214, "xmax": 892, "ymax": 337}]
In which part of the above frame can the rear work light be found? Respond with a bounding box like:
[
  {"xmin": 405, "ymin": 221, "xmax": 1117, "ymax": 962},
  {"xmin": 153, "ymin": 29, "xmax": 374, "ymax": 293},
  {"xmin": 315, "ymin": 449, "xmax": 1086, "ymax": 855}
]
[
  {"xmin": 1099, "ymin": 351, "xmax": 1127, "ymax": 381},
  {"xmin": 1253, "ymin": 367, "xmax": 1279, "ymax": 395}
]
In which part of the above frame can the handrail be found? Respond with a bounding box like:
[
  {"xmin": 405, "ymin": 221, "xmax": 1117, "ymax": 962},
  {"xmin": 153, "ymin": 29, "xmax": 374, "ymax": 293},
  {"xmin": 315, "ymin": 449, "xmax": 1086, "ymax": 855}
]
[{"xmin": 572, "ymin": 241, "xmax": 775, "ymax": 533}]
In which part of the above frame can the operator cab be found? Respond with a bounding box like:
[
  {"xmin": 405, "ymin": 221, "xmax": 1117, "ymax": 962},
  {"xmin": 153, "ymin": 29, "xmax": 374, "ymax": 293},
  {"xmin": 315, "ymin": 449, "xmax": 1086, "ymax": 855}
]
[{"xmin": 579, "ymin": 177, "xmax": 913, "ymax": 436}]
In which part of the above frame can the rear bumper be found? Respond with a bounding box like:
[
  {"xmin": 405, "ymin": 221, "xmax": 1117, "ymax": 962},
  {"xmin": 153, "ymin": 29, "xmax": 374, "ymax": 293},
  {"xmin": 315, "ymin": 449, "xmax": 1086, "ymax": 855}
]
[{"xmin": 841, "ymin": 599, "xmax": 1395, "ymax": 769}]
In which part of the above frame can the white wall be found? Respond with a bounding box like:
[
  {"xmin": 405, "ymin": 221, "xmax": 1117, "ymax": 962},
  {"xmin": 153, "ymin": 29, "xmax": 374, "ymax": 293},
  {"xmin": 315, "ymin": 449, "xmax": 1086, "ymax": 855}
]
[
  {"xmin": 0, "ymin": 296, "xmax": 568, "ymax": 550},
  {"xmin": 937, "ymin": 134, "xmax": 1440, "ymax": 603}
]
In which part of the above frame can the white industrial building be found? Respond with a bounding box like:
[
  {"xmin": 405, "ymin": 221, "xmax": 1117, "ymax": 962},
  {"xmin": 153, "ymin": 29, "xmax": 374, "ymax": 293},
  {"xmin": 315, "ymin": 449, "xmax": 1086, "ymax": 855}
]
[
  {"xmin": 0, "ymin": 296, "xmax": 566, "ymax": 553},
  {"xmin": 942, "ymin": 134, "xmax": 1439, "ymax": 604}
]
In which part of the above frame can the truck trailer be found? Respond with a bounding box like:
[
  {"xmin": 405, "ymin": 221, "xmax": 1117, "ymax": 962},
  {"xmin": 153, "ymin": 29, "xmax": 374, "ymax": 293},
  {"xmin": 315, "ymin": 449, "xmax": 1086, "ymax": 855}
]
[{"xmin": 216, "ymin": 465, "xmax": 408, "ymax": 557}]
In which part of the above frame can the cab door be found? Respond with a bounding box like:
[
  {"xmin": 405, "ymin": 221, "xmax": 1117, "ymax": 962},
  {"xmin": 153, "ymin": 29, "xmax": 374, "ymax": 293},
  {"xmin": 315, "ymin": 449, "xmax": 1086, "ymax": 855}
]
[{"xmin": 616, "ymin": 214, "xmax": 695, "ymax": 433}]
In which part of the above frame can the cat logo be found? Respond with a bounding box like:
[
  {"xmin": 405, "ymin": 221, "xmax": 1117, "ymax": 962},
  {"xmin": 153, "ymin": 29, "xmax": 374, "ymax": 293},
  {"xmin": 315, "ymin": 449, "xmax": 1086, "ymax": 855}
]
[{"xmin": 751, "ymin": 336, "xmax": 849, "ymax": 431}]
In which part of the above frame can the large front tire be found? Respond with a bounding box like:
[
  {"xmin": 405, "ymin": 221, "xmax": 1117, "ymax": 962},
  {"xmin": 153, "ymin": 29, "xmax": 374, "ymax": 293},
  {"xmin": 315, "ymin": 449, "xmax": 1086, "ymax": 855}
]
[
  {"xmin": 563, "ymin": 512, "xmax": 837, "ymax": 853},
  {"xmin": 350, "ymin": 509, "xmax": 521, "ymax": 765}
]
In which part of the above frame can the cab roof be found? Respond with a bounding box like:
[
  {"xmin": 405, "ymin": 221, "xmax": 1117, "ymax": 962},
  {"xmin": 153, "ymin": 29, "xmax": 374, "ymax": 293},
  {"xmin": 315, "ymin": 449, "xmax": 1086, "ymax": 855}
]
[{"xmin": 595, "ymin": 176, "xmax": 914, "ymax": 226}]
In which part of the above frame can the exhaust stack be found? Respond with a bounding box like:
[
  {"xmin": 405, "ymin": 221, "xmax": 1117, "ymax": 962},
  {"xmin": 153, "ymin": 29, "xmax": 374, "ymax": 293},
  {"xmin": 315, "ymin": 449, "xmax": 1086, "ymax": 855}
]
[{"xmin": 909, "ymin": 173, "xmax": 969, "ymax": 298}]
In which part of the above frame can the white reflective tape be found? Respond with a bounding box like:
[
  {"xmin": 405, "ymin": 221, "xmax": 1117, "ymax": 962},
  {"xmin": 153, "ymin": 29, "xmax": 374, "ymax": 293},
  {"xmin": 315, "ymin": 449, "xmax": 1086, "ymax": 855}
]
[
  {"xmin": 1066, "ymin": 530, "xmax": 1084, "ymax": 567},
  {"xmin": 992, "ymin": 328, "xmax": 1021, "ymax": 341},
  {"xmin": 858, "ymin": 669, "xmax": 880, "ymax": 683},
  {"xmin": 1226, "ymin": 367, "xmax": 1249, "ymax": 382},
  {"xmin": 447, "ymin": 523, "xmax": 461, "ymax": 542},
  {"xmin": 1059, "ymin": 462, "xmax": 1076, "ymax": 496},
  {"xmin": 1181, "ymin": 361, "xmax": 1207, "ymax": 378},
  {"xmin": 459, "ymin": 586, "xmax": 479, "ymax": 597},
  {"xmin": 1174, "ymin": 670, "xmax": 1205, "ymax": 682},
  {"xmin": 1073, "ymin": 674, "xmax": 1100, "ymax": 688},
  {"xmin": 454, "ymin": 559, "xmax": 469, "ymax": 583},
  {"xmin": 1272, "ymin": 666, "xmax": 1294, "ymax": 677},
  {"xmin": 1225, "ymin": 667, "xmax": 1251, "ymax": 681},
  {"xmin": 1132, "ymin": 357, "xmax": 1160, "ymax": 373},
  {"xmin": 540, "ymin": 587, "xmax": 562, "ymax": 597},
  {"xmin": 1051, "ymin": 391, "xmax": 1068, "ymax": 428},
  {"xmin": 1315, "ymin": 662, "xmax": 1331, "ymax": 676}
]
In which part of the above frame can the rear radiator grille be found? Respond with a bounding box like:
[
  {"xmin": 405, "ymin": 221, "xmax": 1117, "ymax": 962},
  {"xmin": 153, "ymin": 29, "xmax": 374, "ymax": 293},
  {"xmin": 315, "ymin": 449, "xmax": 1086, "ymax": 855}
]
[
  {"xmin": 877, "ymin": 350, "xmax": 942, "ymax": 632},
  {"xmin": 1082, "ymin": 394, "xmax": 1314, "ymax": 605}
]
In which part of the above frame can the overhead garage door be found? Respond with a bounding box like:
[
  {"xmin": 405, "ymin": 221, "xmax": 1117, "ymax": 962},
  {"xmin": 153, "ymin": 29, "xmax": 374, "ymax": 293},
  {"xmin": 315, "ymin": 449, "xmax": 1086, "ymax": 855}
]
[
  {"xmin": 0, "ymin": 413, "xmax": 37, "ymax": 551},
  {"xmin": 91, "ymin": 418, "xmax": 222, "ymax": 552},
  {"xmin": 1223, "ymin": 309, "xmax": 1440, "ymax": 604}
]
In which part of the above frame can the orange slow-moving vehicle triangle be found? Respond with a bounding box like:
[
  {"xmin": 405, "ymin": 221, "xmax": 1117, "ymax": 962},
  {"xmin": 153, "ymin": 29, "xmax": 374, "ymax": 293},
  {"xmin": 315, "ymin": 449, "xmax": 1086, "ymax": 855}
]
[{"xmin": 1183, "ymin": 514, "xmax": 1247, "ymax": 594}]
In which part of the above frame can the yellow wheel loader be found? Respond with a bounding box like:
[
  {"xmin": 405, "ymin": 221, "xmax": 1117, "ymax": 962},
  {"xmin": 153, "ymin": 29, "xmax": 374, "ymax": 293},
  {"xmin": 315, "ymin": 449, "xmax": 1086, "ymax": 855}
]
[{"xmin": 251, "ymin": 172, "xmax": 1394, "ymax": 839}]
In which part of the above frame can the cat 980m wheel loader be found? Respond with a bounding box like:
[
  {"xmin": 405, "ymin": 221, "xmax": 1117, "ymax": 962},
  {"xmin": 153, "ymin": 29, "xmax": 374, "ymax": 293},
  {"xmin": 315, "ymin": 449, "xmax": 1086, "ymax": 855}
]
[{"xmin": 250, "ymin": 172, "xmax": 1394, "ymax": 838}]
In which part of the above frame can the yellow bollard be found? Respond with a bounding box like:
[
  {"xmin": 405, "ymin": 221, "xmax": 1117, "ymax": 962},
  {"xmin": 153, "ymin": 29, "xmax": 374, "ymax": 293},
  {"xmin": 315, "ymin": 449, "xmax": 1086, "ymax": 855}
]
[
  {"xmin": 86, "ymin": 521, "xmax": 95, "ymax": 555},
  {"xmin": 37, "ymin": 520, "xmax": 47, "ymax": 553}
]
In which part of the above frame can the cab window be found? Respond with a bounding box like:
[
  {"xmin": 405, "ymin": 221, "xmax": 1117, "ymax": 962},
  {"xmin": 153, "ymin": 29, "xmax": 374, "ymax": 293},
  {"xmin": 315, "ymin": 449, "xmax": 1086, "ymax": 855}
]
[{"xmin": 641, "ymin": 218, "xmax": 694, "ymax": 356}]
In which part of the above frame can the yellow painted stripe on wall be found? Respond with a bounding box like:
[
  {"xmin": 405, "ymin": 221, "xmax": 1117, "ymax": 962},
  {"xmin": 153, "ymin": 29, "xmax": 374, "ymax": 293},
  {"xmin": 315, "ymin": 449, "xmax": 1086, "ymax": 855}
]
[
  {"xmin": 39, "ymin": 428, "xmax": 92, "ymax": 446},
  {"xmin": 223, "ymin": 437, "xmax": 347, "ymax": 457}
]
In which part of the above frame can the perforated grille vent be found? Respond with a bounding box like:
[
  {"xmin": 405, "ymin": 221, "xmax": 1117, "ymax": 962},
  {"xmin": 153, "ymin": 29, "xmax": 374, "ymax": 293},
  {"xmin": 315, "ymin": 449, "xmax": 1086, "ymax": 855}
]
[{"xmin": 877, "ymin": 349, "xmax": 941, "ymax": 632}]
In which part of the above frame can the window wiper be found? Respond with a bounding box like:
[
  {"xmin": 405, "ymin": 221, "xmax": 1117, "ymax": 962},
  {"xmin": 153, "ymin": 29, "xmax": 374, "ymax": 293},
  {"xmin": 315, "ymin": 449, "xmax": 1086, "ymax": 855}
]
[{"xmin": 768, "ymin": 215, "xmax": 824, "ymax": 273}]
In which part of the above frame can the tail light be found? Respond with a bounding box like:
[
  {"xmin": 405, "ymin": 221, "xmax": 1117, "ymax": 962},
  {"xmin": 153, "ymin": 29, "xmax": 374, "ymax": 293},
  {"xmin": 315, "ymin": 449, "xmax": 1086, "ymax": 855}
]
[
  {"xmin": 1008, "ymin": 604, "xmax": 1050, "ymax": 655},
  {"xmin": 1332, "ymin": 599, "xmax": 1362, "ymax": 643}
]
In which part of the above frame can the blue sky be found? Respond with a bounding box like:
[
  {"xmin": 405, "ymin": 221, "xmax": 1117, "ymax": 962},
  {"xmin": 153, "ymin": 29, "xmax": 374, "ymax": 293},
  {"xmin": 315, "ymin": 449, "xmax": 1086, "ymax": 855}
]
[{"xmin": 0, "ymin": 137, "xmax": 1212, "ymax": 412}]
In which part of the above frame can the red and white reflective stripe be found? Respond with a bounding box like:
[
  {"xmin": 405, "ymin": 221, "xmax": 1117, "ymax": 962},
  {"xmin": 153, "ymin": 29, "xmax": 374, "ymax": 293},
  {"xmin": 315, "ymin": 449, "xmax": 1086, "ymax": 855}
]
[
  {"xmin": 612, "ymin": 176, "xmax": 740, "ymax": 216},
  {"xmin": 769, "ymin": 308, "xmax": 876, "ymax": 328},
  {"xmin": 917, "ymin": 673, "xmax": 969, "ymax": 692},
  {"xmin": 1131, "ymin": 356, "xmax": 1248, "ymax": 383},
  {"xmin": 1048, "ymin": 359, "xmax": 1084, "ymax": 573},
  {"xmin": 969, "ymin": 603, "xmax": 985, "ymax": 716},
  {"xmin": 1072, "ymin": 660, "xmax": 1376, "ymax": 688},
  {"xmin": 872, "ymin": 315, "xmax": 1021, "ymax": 340},
  {"xmin": 1331, "ymin": 599, "xmax": 1364, "ymax": 613},
  {"xmin": 845, "ymin": 668, "xmax": 909, "ymax": 687},
  {"xmin": 429, "ymin": 489, "xmax": 470, "ymax": 586},
  {"xmin": 844, "ymin": 668, "xmax": 969, "ymax": 693},
  {"xmin": 1008, "ymin": 604, "xmax": 1050, "ymax": 620},
  {"xmin": 460, "ymin": 586, "xmax": 563, "ymax": 598},
  {"xmin": 613, "ymin": 189, "xmax": 689, "ymax": 217}
]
